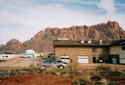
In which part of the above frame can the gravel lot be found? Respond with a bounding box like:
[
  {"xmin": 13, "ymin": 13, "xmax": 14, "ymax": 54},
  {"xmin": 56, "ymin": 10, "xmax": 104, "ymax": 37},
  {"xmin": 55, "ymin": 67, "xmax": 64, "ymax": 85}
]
[
  {"xmin": 0, "ymin": 58, "xmax": 41, "ymax": 67},
  {"xmin": 0, "ymin": 57, "xmax": 125, "ymax": 70}
]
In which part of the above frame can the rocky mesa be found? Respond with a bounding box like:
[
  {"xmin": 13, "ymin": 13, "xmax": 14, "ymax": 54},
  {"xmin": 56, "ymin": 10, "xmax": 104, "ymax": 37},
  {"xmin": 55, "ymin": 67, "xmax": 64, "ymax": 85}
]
[{"xmin": 0, "ymin": 21, "xmax": 125, "ymax": 53}]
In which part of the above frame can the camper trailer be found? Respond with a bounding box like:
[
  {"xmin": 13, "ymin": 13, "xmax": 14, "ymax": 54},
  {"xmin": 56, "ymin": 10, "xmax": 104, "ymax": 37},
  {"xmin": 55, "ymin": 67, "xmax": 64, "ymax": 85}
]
[{"xmin": 0, "ymin": 54, "xmax": 16, "ymax": 61}]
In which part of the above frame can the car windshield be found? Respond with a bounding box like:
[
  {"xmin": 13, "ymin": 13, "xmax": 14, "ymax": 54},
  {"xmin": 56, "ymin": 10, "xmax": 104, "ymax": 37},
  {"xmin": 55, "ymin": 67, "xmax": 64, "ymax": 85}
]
[
  {"xmin": 56, "ymin": 61, "xmax": 62, "ymax": 63},
  {"xmin": 43, "ymin": 60, "xmax": 56, "ymax": 63}
]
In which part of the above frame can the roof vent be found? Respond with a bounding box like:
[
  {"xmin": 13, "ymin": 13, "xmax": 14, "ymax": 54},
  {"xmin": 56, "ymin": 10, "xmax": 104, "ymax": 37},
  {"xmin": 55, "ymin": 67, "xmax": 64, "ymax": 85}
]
[
  {"xmin": 88, "ymin": 39, "xmax": 92, "ymax": 43},
  {"xmin": 99, "ymin": 39, "xmax": 103, "ymax": 44},
  {"xmin": 81, "ymin": 39, "xmax": 84, "ymax": 43}
]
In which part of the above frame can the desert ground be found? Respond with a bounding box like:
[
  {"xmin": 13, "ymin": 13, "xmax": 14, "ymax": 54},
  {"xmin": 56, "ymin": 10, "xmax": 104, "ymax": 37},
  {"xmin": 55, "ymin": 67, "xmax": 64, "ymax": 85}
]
[
  {"xmin": 0, "ymin": 57, "xmax": 40, "ymax": 70},
  {"xmin": 0, "ymin": 57, "xmax": 125, "ymax": 85}
]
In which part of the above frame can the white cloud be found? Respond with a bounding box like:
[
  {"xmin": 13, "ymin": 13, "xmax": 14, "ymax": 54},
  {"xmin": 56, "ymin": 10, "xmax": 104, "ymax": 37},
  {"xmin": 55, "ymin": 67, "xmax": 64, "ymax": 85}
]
[
  {"xmin": 116, "ymin": 3, "xmax": 125, "ymax": 7},
  {"xmin": 0, "ymin": 0, "xmax": 125, "ymax": 44},
  {"xmin": 97, "ymin": 0, "xmax": 116, "ymax": 15},
  {"xmin": 53, "ymin": 0, "xmax": 98, "ymax": 5}
]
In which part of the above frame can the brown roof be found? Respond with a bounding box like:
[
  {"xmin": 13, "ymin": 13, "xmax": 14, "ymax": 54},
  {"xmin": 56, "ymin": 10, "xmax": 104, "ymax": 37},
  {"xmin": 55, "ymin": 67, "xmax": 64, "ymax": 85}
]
[
  {"xmin": 111, "ymin": 40, "xmax": 125, "ymax": 45},
  {"xmin": 54, "ymin": 40, "xmax": 125, "ymax": 47},
  {"xmin": 53, "ymin": 40, "xmax": 111, "ymax": 47}
]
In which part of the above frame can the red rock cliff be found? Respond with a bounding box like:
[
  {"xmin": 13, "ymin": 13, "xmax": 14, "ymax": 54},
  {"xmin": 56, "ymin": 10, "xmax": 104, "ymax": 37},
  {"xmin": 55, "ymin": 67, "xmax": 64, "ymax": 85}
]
[{"xmin": 0, "ymin": 21, "xmax": 125, "ymax": 53}]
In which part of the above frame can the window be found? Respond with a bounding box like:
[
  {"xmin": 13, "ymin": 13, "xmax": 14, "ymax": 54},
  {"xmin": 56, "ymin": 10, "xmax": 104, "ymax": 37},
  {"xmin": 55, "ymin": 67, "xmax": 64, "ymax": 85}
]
[
  {"xmin": 122, "ymin": 45, "xmax": 125, "ymax": 50},
  {"xmin": 93, "ymin": 57, "xmax": 96, "ymax": 63},
  {"xmin": 92, "ymin": 47, "xmax": 97, "ymax": 52}
]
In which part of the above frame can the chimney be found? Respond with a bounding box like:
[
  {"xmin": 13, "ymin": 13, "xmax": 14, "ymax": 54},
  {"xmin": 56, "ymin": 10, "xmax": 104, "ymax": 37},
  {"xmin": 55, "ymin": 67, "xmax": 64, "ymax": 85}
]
[
  {"xmin": 88, "ymin": 39, "xmax": 92, "ymax": 43},
  {"xmin": 81, "ymin": 39, "xmax": 84, "ymax": 43},
  {"xmin": 99, "ymin": 39, "xmax": 103, "ymax": 44}
]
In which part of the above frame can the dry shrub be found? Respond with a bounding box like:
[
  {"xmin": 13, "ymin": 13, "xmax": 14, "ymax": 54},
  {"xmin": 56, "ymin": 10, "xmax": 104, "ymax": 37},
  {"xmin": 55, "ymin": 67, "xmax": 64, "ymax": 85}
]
[
  {"xmin": 29, "ymin": 63, "xmax": 36, "ymax": 68},
  {"xmin": 72, "ymin": 76, "xmax": 89, "ymax": 85},
  {"xmin": 67, "ymin": 63, "xmax": 81, "ymax": 74},
  {"xmin": 96, "ymin": 65, "xmax": 112, "ymax": 76},
  {"xmin": 43, "ymin": 67, "xmax": 60, "ymax": 75},
  {"xmin": 90, "ymin": 75, "xmax": 102, "ymax": 81},
  {"xmin": 96, "ymin": 65, "xmax": 111, "ymax": 72}
]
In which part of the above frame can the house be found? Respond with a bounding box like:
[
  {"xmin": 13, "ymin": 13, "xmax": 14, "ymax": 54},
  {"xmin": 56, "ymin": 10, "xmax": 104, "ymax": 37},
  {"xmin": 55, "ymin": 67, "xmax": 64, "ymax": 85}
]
[
  {"xmin": 109, "ymin": 40, "xmax": 125, "ymax": 64},
  {"xmin": 53, "ymin": 40, "xmax": 110, "ymax": 64},
  {"xmin": 24, "ymin": 49, "xmax": 35, "ymax": 58},
  {"xmin": 53, "ymin": 40, "xmax": 125, "ymax": 64}
]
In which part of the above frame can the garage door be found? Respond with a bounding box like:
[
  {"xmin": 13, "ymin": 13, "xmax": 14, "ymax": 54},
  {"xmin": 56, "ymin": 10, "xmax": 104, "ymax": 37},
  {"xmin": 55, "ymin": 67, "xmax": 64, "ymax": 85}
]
[
  {"xmin": 78, "ymin": 56, "xmax": 89, "ymax": 63},
  {"xmin": 120, "ymin": 55, "xmax": 125, "ymax": 64},
  {"xmin": 60, "ymin": 56, "xmax": 70, "ymax": 63}
]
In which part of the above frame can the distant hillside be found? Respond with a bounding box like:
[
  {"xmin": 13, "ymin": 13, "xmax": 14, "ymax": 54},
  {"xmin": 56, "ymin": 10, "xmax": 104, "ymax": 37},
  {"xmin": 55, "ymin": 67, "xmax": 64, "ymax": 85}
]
[
  {"xmin": 0, "ymin": 39, "xmax": 23, "ymax": 54},
  {"xmin": 0, "ymin": 21, "xmax": 125, "ymax": 54}
]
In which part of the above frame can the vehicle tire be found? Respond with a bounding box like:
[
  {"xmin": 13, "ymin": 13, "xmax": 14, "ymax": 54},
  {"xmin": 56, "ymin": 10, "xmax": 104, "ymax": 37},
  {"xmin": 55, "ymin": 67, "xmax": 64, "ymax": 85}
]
[{"xmin": 58, "ymin": 65, "xmax": 64, "ymax": 69}]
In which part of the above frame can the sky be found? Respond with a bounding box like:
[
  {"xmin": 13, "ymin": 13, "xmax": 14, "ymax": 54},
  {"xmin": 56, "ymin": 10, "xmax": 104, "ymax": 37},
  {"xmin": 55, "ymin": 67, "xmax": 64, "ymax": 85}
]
[{"xmin": 0, "ymin": 0, "xmax": 125, "ymax": 44}]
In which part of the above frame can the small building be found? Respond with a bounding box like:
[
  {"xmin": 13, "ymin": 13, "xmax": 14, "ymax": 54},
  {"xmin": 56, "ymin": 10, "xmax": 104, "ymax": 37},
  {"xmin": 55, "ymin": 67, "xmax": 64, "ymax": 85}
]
[
  {"xmin": 24, "ymin": 49, "xmax": 35, "ymax": 58},
  {"xmin": 54, "ymin": 40, "xmax": 125, "ymax": 64}
]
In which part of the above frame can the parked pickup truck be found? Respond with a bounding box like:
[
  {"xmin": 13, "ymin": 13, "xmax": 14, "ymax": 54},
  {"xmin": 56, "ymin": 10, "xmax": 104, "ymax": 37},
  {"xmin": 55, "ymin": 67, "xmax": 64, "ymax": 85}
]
[{"xmin": 37, "ymin": 60, "xmax": 67, "ymax": 68}]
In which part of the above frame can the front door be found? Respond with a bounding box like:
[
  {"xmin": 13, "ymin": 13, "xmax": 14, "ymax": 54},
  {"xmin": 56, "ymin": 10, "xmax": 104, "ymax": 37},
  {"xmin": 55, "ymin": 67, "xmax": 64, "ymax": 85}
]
[
  {"xmin": 112, "ymin": 58, "xmax": 117, "ymax": 64},
  {"xmin": 93, "ymin": 57, "xmax": 96, "ymax": 63},
  {"xmin": 111, "ymin": 55, "xmax": 119, "ymax": 64}
]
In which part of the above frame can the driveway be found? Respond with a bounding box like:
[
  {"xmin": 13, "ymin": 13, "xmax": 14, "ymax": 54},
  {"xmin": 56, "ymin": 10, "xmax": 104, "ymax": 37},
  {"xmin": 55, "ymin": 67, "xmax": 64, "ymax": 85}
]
[{"xmin": 0, "ymin": 58, "xmax": 40, "ymax": 67}]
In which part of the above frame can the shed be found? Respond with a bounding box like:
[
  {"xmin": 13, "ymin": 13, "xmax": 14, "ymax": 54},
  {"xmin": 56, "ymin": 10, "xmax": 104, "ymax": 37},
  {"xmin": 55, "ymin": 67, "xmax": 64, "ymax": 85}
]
[{"xmin": 24, "ymin": 49, "xmax": 35, "ymax": 58}]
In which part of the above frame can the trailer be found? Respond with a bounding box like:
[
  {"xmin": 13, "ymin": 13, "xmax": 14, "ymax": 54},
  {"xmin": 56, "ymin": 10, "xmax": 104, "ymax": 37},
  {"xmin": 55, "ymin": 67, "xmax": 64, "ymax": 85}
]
[{"xmin": 0, "ymin": 54, "xmax": 16, "ymax": 61}]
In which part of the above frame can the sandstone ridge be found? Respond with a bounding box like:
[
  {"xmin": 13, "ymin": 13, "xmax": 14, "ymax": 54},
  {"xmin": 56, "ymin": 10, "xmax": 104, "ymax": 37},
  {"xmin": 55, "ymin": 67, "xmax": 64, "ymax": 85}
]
[{"xmin": 0, "ymin": 21, "xmax": 125, "ymax": 53}]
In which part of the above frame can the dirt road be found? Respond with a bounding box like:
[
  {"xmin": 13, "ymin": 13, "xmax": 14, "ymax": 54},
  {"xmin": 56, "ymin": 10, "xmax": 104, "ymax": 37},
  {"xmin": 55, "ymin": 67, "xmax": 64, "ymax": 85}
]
[{"xmin": 0, "ymin": 58, "xmax": 40, "ymax": 68}]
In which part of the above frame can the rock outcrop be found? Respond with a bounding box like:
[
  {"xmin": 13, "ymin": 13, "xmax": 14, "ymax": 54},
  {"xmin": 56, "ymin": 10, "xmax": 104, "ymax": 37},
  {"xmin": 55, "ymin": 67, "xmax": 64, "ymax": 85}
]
[
  {"xmin": 0, "ymin": 21, "xmax": 125, "ymax": 53},
  {"xmin": 0, "ymin": 39, "xmax": 23, "ymax": 54}
]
